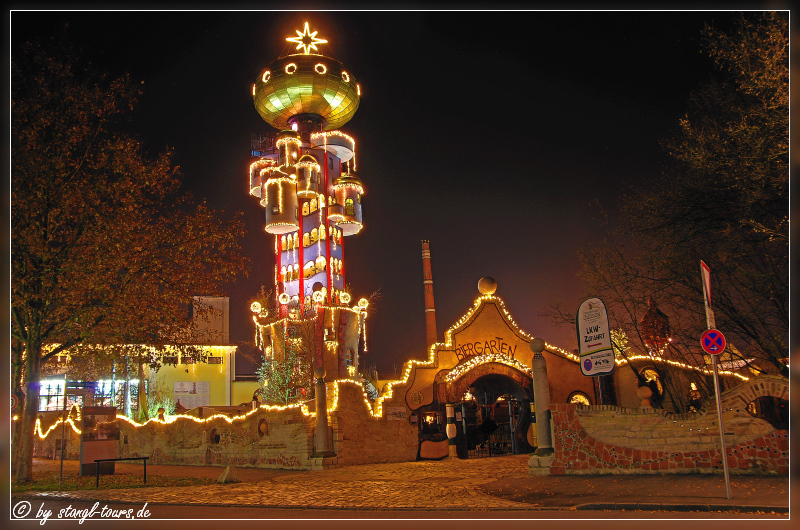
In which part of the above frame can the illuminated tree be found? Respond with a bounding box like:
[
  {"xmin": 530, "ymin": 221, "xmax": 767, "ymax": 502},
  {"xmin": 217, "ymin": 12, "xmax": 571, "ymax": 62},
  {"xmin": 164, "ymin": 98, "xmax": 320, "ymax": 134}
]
[
  {"xmin": 248, "ymin": 287, "xmax": 314, "ymax": 406},
  {"xmin": 254, "ymin": 329, "xmax": 314, "ymax": 406},
  {"xmin": 11, "ymin": 43, "xmax": 247, "ymax": 483},
  {"xmin": 625, "ymin": 11, "xmax": 788, "ymax": 376},
  {"xmin": 546, "ymin": 12, "xmax": 788, "ymax": 412}
]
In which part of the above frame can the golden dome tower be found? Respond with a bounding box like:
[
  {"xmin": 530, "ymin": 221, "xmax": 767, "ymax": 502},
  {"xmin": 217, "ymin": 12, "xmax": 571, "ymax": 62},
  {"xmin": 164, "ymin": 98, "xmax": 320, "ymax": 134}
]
[
  {"xmin": 248, "ymin": 20, "xmax": 368, "ymax": 382},
  {"xmin": 252, "ymin": 22, "xmax": 361, "ymax": 134}
]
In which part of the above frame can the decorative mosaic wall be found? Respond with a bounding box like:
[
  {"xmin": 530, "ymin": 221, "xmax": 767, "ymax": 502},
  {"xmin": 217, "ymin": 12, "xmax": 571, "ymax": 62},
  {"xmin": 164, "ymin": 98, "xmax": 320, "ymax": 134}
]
[
  {"xmin": 546, "ymin": 375, "xmax": 788, "ymax": 475},
  {"xmin": 33, "ymin": 382, "xmax": 416, "ymax": 471}
]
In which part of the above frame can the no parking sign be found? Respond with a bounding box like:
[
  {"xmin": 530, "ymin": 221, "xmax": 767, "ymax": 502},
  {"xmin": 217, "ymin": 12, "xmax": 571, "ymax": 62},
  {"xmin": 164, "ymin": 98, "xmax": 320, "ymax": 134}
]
[{"xmin": 701, "ymin": 328, "xmax": 726, "ymax": 355}]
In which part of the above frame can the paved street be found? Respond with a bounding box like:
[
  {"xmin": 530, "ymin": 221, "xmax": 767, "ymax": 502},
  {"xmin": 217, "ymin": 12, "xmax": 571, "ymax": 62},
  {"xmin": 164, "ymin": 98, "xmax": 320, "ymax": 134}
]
[{"xmin": 11, "ymin": 455, "xmax": 790, "ymax": 522}]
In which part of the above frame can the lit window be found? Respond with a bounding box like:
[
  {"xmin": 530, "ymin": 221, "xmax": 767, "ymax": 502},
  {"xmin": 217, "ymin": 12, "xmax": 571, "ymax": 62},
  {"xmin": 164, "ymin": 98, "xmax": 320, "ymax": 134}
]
[
  {"xmin": 303, "ymin": 233, "xmax": 310, "ymax": 247},
  {"xmin": 281, "ymin": 235, "xmax": 287, "ymax": 250},
  {"xmin": 302, "ymin": 202, "xmax": 309, "ymax": 216},
  {"xmin": 319, "ymin": 223, "xmax": 326, "ymax": 239},
  {"xmin": 568, "ymin": 392, "xmax": 591, "ymax": 406},
  {"xmin": 345, "ymin": 197, "xmax": 354, "ymax": 216},
  {"xmin": 310, "ymin": 228, "xmax": 318, "ymax": 243}
]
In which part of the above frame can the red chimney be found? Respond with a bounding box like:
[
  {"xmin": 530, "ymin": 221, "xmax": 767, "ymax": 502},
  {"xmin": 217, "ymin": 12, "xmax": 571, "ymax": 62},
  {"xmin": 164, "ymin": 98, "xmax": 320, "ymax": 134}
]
[{"xmin": 421, "ymin": 240, "xmax": 438, "ymax": 349}]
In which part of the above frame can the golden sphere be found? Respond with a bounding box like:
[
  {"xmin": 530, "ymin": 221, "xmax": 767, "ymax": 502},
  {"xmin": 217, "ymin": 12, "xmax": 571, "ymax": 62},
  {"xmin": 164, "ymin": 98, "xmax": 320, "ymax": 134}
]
[
  {"xmin": 477, "ymin": 277, "xmax": 497, "ymax": 295},
  {"xmin": 254, "ymin": 54, "xmax": 360, "ymax": 130}
]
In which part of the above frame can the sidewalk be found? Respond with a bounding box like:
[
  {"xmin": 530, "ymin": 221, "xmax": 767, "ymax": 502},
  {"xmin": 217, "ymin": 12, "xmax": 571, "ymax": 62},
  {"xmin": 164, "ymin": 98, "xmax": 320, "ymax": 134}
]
[{"xmin": 14, "ymin": 456, "xmax": 790, "ymax": 513}]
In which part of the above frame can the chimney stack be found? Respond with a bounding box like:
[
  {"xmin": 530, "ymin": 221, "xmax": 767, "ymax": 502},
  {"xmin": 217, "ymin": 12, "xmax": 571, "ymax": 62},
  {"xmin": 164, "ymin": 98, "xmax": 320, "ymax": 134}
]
[{"xmin": 421, "ymin": 240, "xmax": 438, "ymax": 349}]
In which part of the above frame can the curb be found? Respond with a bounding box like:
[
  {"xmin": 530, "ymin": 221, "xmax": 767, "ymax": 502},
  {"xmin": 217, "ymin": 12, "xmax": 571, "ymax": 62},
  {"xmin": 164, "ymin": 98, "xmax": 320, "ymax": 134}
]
[
  {"xmin": 12, "ymin": 493, "xmax": 789, "ymax": 513},
  {"xmin": 575, "ymin": 502, "xmax": 789, "ymax": 513}
]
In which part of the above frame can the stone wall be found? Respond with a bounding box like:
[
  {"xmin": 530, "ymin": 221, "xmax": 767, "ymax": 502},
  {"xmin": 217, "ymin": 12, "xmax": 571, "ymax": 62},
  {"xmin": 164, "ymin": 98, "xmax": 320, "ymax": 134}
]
[
  {"xmin": 330, "ymin": 381, "xmax": 418, "ymax": 467},
  {"xmin": 33, "ymin": 380, "xmax": 418, "ymax": 471},
  {"xmin": 33, "ymin": 413, "xmax": 82, "ymax": 461},
  {"xmin": 543, "ymin": 375, "xmax": 788, "ymax": 475},
  {"xmin": 119, "ymin": 406, "xmax": 315, "ymax": 469}
]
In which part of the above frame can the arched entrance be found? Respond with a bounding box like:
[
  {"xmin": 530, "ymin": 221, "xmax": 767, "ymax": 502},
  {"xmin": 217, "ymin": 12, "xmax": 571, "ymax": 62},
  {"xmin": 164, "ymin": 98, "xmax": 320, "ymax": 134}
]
[{"xmin": 435, "ymin": 362, "xmax": 535, "ymax": 458}]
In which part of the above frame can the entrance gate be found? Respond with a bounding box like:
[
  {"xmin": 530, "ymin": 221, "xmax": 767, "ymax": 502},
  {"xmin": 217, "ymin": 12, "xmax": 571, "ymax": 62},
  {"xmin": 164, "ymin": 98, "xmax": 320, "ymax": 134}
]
[
  {"xmin": 460, "ymin": 397, "xmax": 523, "ymax": 458},
  {"xmin": 432, "ymin": 365, "xmax": 535, "ymax": 458}
]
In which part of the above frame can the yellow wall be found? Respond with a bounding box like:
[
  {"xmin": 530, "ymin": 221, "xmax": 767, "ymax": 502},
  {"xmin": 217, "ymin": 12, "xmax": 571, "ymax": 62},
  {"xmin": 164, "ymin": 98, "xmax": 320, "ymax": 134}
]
[
  {"xmin": 232, "ymin": 381, "xmax": 262, "ymax": 406},
  {"xmin": 150, "ymin": 347, "xmax": 234, "ymax": 407}
]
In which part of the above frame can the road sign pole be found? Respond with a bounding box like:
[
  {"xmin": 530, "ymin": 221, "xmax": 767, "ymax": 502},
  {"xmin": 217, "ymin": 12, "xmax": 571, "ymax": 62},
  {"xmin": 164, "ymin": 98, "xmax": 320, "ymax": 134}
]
[
  {"xmin": 59, "ymin": 376, "xmax": 67, "ymax": 486},
  {"xmin": 596, "ymin": 375, "xmax": 604, "ymax": 405},
  {"xmin": 711, "ymin": 355, "xmax": 731, "ymax": 499},
  {"xmin": 700, "ymin": 260, "xmax": 731, "ymax": 499}
]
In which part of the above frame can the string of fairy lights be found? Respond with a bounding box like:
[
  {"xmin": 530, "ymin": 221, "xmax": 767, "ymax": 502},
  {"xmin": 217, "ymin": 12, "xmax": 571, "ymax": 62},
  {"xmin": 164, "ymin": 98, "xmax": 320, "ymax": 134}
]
[
  {"xmin": 24, "ymin": 294, "xmax": 750, "ymax": 442},
  {"xmin": 29, "ymin": 375, "xmax": 387, "ymax": 439}
]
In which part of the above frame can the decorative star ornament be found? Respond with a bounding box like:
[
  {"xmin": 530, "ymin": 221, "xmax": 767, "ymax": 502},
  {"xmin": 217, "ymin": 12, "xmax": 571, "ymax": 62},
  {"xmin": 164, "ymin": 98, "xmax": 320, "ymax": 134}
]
[{"xmin": 286, "ymin": 22, "xmax": 328, "ymax": 55}]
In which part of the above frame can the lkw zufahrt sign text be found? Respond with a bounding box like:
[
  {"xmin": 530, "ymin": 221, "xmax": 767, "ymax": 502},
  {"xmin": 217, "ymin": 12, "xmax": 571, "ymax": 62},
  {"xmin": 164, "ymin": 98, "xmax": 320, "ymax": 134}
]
[{"xmin": 576, "ymin": 297, "xmax": 615, "ymax": 376}]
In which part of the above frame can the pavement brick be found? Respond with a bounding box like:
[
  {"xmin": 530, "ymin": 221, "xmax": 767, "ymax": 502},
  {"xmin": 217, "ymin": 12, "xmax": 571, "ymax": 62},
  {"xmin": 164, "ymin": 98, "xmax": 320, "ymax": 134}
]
[{"xmin": 14, "ymin": 455, "xmax": 790, "ymax": 513}]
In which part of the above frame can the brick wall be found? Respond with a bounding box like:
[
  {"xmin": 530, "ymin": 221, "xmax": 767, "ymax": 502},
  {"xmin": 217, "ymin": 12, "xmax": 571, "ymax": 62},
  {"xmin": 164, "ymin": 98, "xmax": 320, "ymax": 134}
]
[
  {"xmin": 546, "ymin": 375, "xmax": 788, "ymax": 475},
  {"xmin": 330, "ymin": 381, "xmax": 418, "ymax": 467}
]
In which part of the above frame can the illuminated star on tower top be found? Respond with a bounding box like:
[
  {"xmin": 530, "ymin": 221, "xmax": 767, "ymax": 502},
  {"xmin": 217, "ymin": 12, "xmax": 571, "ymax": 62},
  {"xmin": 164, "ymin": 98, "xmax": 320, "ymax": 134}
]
[{"xmin": 286, "ymin": 22, "xmax": 328, "ymax": 55}]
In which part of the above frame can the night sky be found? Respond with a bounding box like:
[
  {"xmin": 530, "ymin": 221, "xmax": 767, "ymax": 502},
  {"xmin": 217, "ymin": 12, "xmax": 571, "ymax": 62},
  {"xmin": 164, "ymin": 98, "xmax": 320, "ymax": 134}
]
[{"xmin": 12, "ymin": 10, "xmax": 740, "ymax": 375}]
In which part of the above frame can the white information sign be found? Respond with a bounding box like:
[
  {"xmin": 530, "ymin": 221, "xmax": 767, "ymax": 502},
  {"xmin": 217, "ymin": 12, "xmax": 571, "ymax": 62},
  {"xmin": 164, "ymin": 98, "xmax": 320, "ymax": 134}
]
[
  {"xmin": 174, "ymin": 381, "xmax": 210, "ymax": 409},
  {"xmin": 577, "ymin": 298, "xmax": 615, "ymax": 376}
]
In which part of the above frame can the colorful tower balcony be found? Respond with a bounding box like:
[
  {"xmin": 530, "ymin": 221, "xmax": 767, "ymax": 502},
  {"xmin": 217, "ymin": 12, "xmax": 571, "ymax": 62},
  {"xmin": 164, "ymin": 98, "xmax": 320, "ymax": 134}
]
[
  {"xmin": 295, "ymin": 153, "xmax": 321, "ymax": 199},
  {"xmin": 249, "ymin": 158, "xmax": 275, "ymax": 198},
  {"xmin": 263, "ymin": 169, "xmax": 299, "ymax": 235},
  {"xmin": 275, "ymin": 129, "xmax": 301, "ymax": 166},
  {"xmin": 310, "ymin": 131, "xmax": 355, "ymax": 163},
  {"xmin": 333, "ymin": 170, "xmax": 363, "ymax": 235}
]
